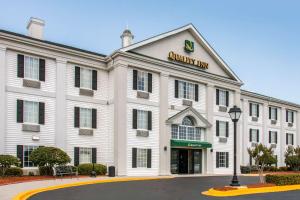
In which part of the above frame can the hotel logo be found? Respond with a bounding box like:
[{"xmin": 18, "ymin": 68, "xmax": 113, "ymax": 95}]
[{"xmin": 185, "ymin": 40, "xmax": 194, "ymax": 52}]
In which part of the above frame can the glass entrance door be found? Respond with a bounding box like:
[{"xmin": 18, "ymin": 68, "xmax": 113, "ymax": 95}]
[
  {"xmin": 171, "ymin": 148, "xmax": 202, "ymax": 174},
  {"xmin": 193, "ymin": 149, "xmax": 202, "ymax": 174}
]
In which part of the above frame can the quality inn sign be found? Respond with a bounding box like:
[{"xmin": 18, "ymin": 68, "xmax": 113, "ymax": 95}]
[{"xmin": 168, "ymin": 51, "xmax": 209, "ymax": 69}]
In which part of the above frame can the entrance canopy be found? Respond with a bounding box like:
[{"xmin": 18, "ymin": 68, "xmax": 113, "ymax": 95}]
[{"xmin": 171, "ymin": 139, "xmax": 212, "ymax": 149}]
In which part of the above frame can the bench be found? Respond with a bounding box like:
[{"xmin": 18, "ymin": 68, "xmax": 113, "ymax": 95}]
[{"xmin": 53, "ymin": 166, "xmax": 78, "ymax": 178}]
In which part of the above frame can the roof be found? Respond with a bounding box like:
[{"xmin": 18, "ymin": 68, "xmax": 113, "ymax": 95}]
[
  {"xmin": 241, "ymin": 89, "xmax": 300, "ymax": 109},
  {"xmin": 0, "ymin": 29, "xmax": 106, "ymax": 57},
  {"xmin": 120, "ymin": 23, "xmax": 242, "ymax": 83}
]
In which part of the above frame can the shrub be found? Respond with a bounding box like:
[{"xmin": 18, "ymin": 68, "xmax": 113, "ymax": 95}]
[
  {"xmin": 240, "ymin": 166, "xmax": 251, "ymax": 174},
  {"xmin": 30, "ymin": 147, "xmax": 71, "ymax": 176},
  {"xmin": 0, "ymin": 155, "xmax": 20, "ymax": 176},
  {"xmin": 285, "ymin": 146, "xmax": 300, "ymax": 170},
  {"xmin": 78, "ymin": 163, "xmax": 107, "ymax": 176},
  {"xmin": 278, "ymin": 166, "xmax": 289, "ymax": 171},
  {"xmin": 4, "ymin": 167, "xmax": 23, "ymax": 176},
  {"xmin": 266, "ymin": 174, "xmax": 300, "ymax": 186},
  {"xmin": 28, "ymin": 171, "xmax": 35, "ymax": 176}
]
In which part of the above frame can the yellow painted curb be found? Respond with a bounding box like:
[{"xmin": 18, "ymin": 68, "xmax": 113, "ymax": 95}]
[
  {"xmin": 202, "ymin": 184, "xmax": 300, "ymax": 197},
  {"xmin": 13, "ymin": 176, "xmax": 173, "ymax": 200}
]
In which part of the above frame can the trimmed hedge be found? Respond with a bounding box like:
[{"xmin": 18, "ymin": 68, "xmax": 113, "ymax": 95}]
[
  {"xmin": 4, "ymin": 167, "xmax": 23, "ymax": 176},
  {"xmin": 266, "ymin": 174, "xmax": 300, "ymax": 186},
  {"xmin": 78, "ymin": 163, "xmax": 107, "ymax": 176}
]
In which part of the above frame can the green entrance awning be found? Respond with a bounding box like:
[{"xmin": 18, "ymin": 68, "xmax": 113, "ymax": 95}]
[{"xmin": 171, "ymin": 139, "xmax": 212, "ymax": 149}]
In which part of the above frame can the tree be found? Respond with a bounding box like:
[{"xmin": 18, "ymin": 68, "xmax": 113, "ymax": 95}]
[
  {"xmin": 0, "ymin": 155, "xmax": 20, "ymax": 176},
  {"xmin": 285, "ymin": 146, "xmax": 300, "ymax": 171},
  {"xmin": 247, "ymin": 144, "xmax": 277, "ymax": 183},
  {"xmin": 30, "ymin": 147, "xmax": 71, "ymax": 175}
]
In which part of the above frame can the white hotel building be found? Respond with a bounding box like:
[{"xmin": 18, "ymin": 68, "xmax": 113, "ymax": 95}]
[{"xmin": 0, "ymin": 18, "xmax": 299, "ymax": 176}]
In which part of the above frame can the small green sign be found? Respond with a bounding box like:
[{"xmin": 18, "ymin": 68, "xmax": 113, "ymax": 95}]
[
  {"xmin": 171, "ymin": 139, "xmax": 212, "ymax": 149},
  {"xmin": 185, "ymin": 40, "xmax": 194, "ymax": 52}
]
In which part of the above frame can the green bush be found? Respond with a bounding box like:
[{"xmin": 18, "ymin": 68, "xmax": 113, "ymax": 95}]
[
  {"xmin": 278, "ymin": 166, "xmax": 289, "ymax": 171},
  {"xmin": 78, "ymin": 163, "xmax": 107, "ymax": 176},
  {"xmin": 4, "ymin": 167, "xmax": 23, "ymax": 176},
  {"xmin": 0, "ymin": 155, "xmax": 20, "ymax": 176},
  {"xmin": 266, "ymin": 174, "xmax": 300, "ymax": 186},
  {"xmin": 30, "ymin": 147, "xmax": 71, "ymax": 176},
  {"xmin": 28, "ymin": 171, "xmax": 35, "ymax": 176}
]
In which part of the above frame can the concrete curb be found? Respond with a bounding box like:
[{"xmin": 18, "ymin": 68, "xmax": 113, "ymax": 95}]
[
  {"xmin": 202, "ymin": 184, "xmax": 300, "ymax": 197},
  {"xmin": 13, "ymin": 176, "xmax": 173, "ymax": 200}
]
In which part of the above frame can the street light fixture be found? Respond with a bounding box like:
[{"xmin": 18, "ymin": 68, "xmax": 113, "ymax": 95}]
[{"xmin": 228, "ymin": 105, "xmax": 242, "ymax": 186}]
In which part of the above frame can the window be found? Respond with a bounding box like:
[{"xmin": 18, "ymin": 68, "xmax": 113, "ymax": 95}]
[
  {"xmin": 171, "ymin": 116, "xmax": 204, "ymax": 141},
  {"xmin": 80, "ymin": 108, "xmax": 92, "ymax": 128},
  {"xmin": 137, "ymin": 110, "xmax": 148, "ymax": 130},
  {"xmin": 286, "ymin": 133, "xmax": 294, "ymax": 145},
  {"xmin": 80, "ymin": 68, "xmax": 92, "ymax": 89},
  {"xmin": 178, "ymin": 81, "xmax": 195, "ymax": 100},
  {"xmin": 269, "ymin": 131, "xmax": 277, "ymax": 144},
  {"xmin": 287, "ymin": 110, "xmax": 294, "ymax": 123},
  {"xmin": 250, "ymin": 103, "xmax": 259, "ymax": 117},
  {"xmin": 250, "ymin": 129, "xmax": 259, "ymax": 143},
  {"xmin": 24, "ymin": 56, "xmax": 39, "ymax": 80},
  {"xmin": 217, "ymin": 89, "xmax": 228, "ymax": 106},
  {"xmin": 137, "ymin": 71, "xmax": 148, "ymax": 92},
  {"xmin": 24, "ymin": 101, "xmax": 39, "ymax": 124},
  {"xmin": 217, "ymin": 152, "xmax": 228, "ymax": 168},
  {"xmin": 269, "ymin": 107, "xmax": 277, "ymax": 120},
  {"xmin": 218, "ymin": 121, "xmax": 227, "ymax": 137},
  {"xmin": 137, "ymin": 148, "xmax": 148, "ymax": 168},
  {"xmin": 79, "ymin": 147, "xmax": 92, "ymax": 164},
  {"xmin": 23, "ymin": 145, "xmax": 38, "ymax": 167}
]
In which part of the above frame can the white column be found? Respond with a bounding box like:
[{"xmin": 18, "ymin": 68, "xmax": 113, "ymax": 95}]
[
  {"xmin": 113, "ymin": 64, "xmax": 128, "ymax": 176},
  {"xmin": 55, "ymin": 58, "xmax": 67, "ymax": 150},
  {"xmin": 297, "ymin": 112, "xmax": 300, "ymax": 147},
  {"xmin": 280, "ymin": 107, "xmax": 286, "ymax": 166},
  {"xmin": 262, "ymin": 103, "xmax": 268, "ymax": 146},
  {"xmin": 205, "ymin": 84, "xmax": 214, "ymax": 174},
  {"xmin": 0, "ymin": 45, "xmax": 6, "ymax": 154},
  {"xmin": 241, "ymin": 99, "xmax": 248, "ymax": 165},
  {"xmin": 159, "ymin": 72, "xmax": 170, "ymax": 175}
]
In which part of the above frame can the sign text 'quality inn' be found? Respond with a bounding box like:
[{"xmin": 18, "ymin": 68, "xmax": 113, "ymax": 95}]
[{"xmin": 168, "ymin": 51, "xmax": 209, "ymax": 69}]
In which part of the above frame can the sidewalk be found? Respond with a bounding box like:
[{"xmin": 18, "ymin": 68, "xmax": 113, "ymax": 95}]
[{"xmin": 0, "ymin": 176, "xmax": 113, "ymax": 200}]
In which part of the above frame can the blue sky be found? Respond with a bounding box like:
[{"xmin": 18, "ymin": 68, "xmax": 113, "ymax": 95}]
[{"xmin": 1, "ymin": 0, "xmax": 299, "ymax": 103}]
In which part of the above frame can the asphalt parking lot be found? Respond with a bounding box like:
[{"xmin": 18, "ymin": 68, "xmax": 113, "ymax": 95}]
[{"xmin": 29, "ymin": 176, "xmax": 300, "ymax": 200}]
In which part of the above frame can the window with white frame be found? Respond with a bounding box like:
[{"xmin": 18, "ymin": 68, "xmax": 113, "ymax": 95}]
[
  {"xmin": 23, "ymin": 145, "xmax": 38, "ymax": 167},
  {"xmin": 137, "ymin": 71, "xmax": 148, "ymax": 92},
  {"xmin": 79, "ymin": 147, "xmax": 92, "ymax": 164},
  {"xmin": 24, "ymin": 56, "xmax": 39, "ymax": 80},
  {"xmin": 250, "ymin": 129, "xmax": 259, "ymax": 142},
  {"xmin": 270, "ymin": 131, "xmax": 277, "ymax": 144},
  {"xmin": 178, "ymin": 80, "xmax": 195, "ymax": 100},
  {"xmin": 137, "ymin": 148, "xmax": 148, "ymax": 168},
  {"xmin": 287, "ymin": 133, "xmax": 294, "ymax": 145},
  {"xmin": 24, "ymin": 101, "xmax": 39, "ymax": 124},
  {"xmin": 137, "ymin": 110, "xmax": 148, "ymax": 130},
  {"xmin": 218, "ymin": 152, "xmax": 228, "ymax": 168},
  {"xmin": 80, "ymin": 108, "xmax": 92, "ymax": 129},
  {"xmin": 218, "ymin": 89, "xmax": 227, "ymax": 106},
  {"xmin": 80, "ymin": 68, "xmax": 92, "ymax": 89},
  {"xmin": 270, "ymin": 107, "xmax": 277, "ymax": 120},
  {"xmin": 287, "ymin": 110, "xmax": 294, "ymax": 123},
  {"xmin": 171, "ymin": 116, "xmax": 204, "ymax": 141},
  {"xmin": 218, "ymin": 121, "xmax": 227, "ymax": 137},
  {"xmin": 250, "ymin": 103, "xmax": 259, "ymax": 117}
]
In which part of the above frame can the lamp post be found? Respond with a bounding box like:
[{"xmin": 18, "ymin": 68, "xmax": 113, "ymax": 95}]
[{"xmin": 228, "ymin": 105, "xmax": 242, "ymax": 186}]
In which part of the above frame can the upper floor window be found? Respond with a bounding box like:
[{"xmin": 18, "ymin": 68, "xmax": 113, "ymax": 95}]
[
  {"xmin": 286, "ymin": 133, "xmax": 294, "ymax": 145},
  {"xmin": 80, "ymin": 108, "xmax": 92, "ymax": 129},
  {"xmin": 74, "ymin": 66, "xmax": 97, "ymax": 91},
  {"xmin": 171, "ymin": 116, "xmax": 203, "ymax": 141},
  {"xmin": 269, "ymin": 107, "xmax": 278, "ymax": 120},
  {"xmin": 250, "ymin": 128, "xmax": 259, "ymax": 143},
  {"xmin": 216, "ymin": 89, "xmax": 229, "ymax": 107},
  {"xmin": 24, "ymin": 56, "xmax": 39, "ymax": 80},
  {"xmin": 269, "ymin": 131, "xmax": 277, "ymax": 144},
  {"xmin": 24, "ymin": 101, "xmax": 39, "ymax": 124},
  {"xmin": 216, "ymin": 120, "xmax": 229, "ymax": 138},
  {"xmin": 132, "ymin": 109, "xmax": 152, "ymax": 131},
  {"xmin": 286, "ymin": 110, "xmax": 294, "ymax": 123},
  {"xmin": 250, "ymin": 103, "xmax": 259, "ymax": 117},
  {"xmin": 175, "ymin": 80, "xmax": 198, "ymax": 101},
  {"xmin": 17, "ymin": 54, "xmax": 45, "ymax": 82},
  {"xmin": 74, "ymin": 107, "xmax": 97, "ymax": 129},
  {"xmin": 133, "ymin": 70, "xmax": 152, "ymax": 93}
]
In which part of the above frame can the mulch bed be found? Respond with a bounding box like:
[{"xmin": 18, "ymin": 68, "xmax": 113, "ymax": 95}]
[
  {"xmin": 213, "ymin": 183, "xmax": 276, "ymax": 191},
  {"xmin": 0, "ymin": 175, "xmax": 88, "ymax": 186}
]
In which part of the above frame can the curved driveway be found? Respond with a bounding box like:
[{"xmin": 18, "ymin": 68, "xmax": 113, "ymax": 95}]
[{"xmin": 29, "ymin": 176, "xmax": 300, "ymax": 200}]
